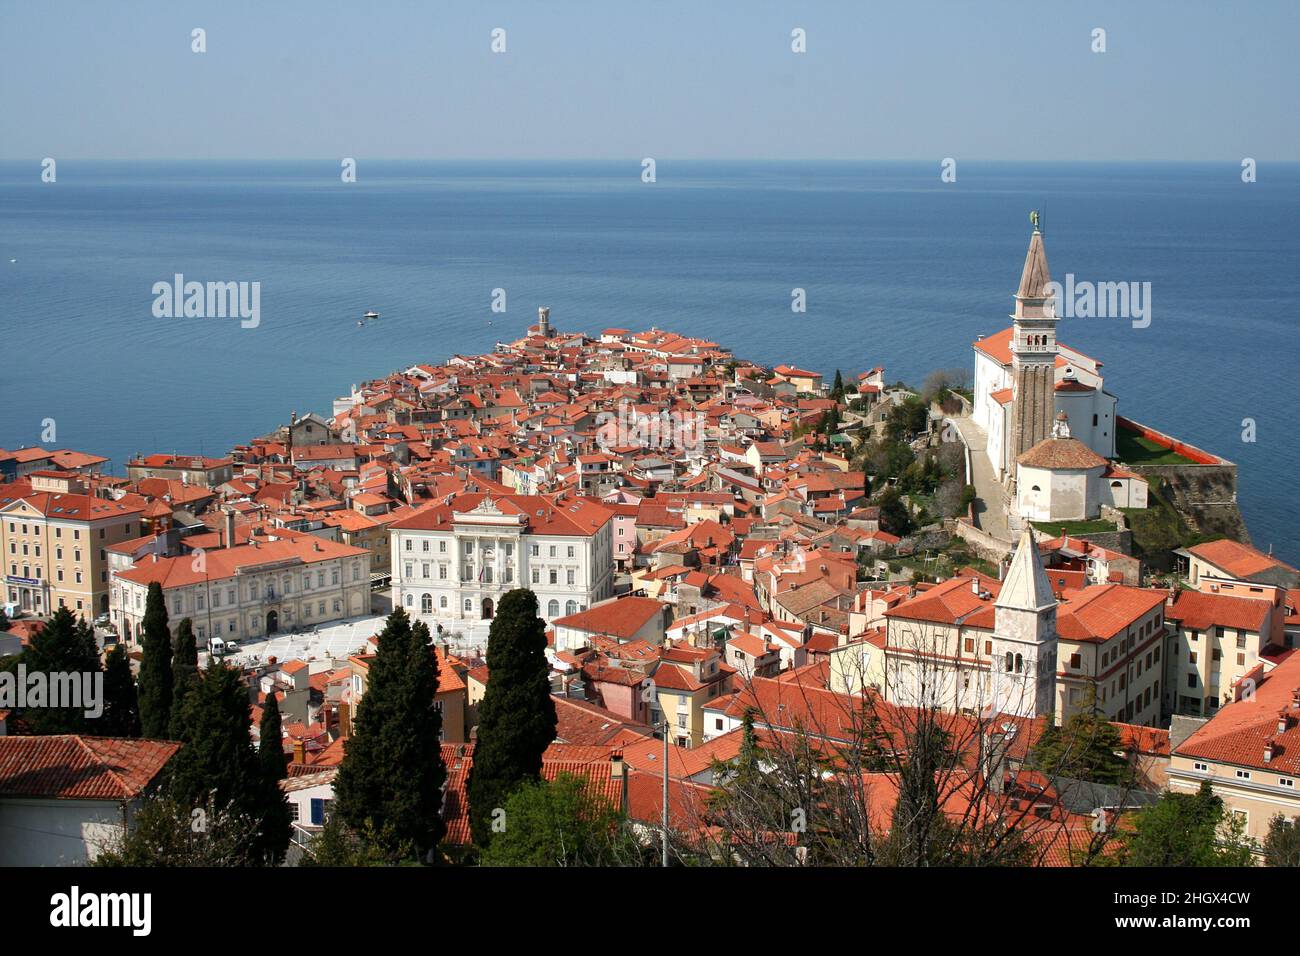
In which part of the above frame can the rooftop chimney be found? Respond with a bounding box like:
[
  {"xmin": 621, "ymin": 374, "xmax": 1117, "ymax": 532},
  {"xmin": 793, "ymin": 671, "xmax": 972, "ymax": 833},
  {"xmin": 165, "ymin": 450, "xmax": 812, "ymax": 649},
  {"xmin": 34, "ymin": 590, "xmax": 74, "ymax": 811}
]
[
  {"xmin": 224, "ymin": 509, "xmax": 236, "ymax": 548},
  {"xmin": 1264, "ymin": 738, "xmax": 1276, "ymax": 763}
]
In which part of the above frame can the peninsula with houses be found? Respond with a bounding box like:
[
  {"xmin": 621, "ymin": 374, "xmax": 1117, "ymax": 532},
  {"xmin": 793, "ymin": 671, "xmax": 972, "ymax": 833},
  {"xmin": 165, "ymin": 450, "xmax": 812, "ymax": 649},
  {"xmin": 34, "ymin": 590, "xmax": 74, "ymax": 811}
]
[{"xmin": 2, "ymin": 225, "xmax": 1297, "ymax": 867}]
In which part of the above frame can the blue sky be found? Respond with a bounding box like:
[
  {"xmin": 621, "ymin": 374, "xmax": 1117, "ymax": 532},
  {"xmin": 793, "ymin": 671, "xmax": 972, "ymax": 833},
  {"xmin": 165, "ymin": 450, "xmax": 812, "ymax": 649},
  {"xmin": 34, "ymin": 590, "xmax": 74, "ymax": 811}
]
[{"xmin": 1, "ymin": 0, "xmax": 1295, "ymax": 160}]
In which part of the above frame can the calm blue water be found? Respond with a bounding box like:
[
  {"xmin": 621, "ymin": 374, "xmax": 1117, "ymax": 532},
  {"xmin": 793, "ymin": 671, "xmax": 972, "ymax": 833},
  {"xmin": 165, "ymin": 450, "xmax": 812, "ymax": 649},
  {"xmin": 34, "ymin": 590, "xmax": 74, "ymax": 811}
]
[{"xmin": 1, "ymin": 161, "xmax": 1296, "ymax": 560}]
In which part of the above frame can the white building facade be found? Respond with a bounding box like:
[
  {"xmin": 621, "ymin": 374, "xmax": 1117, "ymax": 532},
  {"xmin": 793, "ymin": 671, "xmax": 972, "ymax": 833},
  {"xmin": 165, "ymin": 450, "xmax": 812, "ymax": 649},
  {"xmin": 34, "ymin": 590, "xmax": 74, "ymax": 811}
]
[{"xmin": 391, "ymin": 495, "xmax": 615, "ymax": 625}]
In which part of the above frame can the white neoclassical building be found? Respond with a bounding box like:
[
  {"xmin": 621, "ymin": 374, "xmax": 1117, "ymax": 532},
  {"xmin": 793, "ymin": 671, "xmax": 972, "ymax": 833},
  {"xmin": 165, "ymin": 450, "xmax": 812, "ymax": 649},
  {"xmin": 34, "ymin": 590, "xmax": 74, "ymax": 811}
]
[{"xmin": 390, "ymin": 493, "xmax": 615, "ymax": 625}]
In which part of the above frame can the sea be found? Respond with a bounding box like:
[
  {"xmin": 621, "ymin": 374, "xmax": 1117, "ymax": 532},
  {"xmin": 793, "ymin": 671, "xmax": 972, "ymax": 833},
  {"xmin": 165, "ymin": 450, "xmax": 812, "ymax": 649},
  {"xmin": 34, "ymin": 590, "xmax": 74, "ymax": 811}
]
[{"xmin": 1, "ymin": 160, "xmax": 1296, "ymax": 560}]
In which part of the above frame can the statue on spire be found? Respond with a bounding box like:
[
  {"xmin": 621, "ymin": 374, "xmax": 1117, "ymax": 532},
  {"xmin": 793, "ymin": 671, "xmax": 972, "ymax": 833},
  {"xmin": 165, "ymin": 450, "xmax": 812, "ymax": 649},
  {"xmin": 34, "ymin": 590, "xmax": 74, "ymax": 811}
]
[{"xmin": 1029, "ymin": 209, "xmax": 1041, "ymax": 232}]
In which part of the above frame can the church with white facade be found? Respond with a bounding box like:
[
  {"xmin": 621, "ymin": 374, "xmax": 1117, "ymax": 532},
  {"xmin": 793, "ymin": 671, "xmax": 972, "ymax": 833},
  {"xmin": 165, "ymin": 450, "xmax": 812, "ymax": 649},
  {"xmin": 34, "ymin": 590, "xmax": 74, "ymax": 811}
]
[{"xmin": 971, "ymin": 223, "xmax": 1147, "ymax": 528}]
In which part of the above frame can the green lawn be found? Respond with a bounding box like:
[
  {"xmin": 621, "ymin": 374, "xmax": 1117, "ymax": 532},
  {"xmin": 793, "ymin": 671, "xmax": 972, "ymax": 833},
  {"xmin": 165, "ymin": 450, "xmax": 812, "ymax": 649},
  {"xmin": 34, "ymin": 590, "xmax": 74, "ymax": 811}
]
[{"xmin": 1115, "ymin": 428, "xmax": 1197, "ymax": 465}]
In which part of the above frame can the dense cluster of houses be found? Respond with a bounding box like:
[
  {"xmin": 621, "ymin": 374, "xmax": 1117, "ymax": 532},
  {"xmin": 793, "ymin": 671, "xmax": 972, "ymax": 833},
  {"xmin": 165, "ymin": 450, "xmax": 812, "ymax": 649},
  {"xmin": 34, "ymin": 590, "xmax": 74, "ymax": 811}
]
[{"xmin": 2, "ymin": 301, "xmax": 1299, "ymax": 864}]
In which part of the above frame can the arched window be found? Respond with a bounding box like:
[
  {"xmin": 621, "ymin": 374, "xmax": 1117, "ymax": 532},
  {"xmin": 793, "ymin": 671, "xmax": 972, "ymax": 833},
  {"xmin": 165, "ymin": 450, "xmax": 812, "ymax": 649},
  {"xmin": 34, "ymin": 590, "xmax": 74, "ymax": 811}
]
[
  {"xmin": 566, "ymin": 600, "xmax": 578, "ymax": 616},
  {"xmin": 421, "ymin": 593, "xmax": 432, "ymax": 613},
  {"xmin": 1015, "ymin": 653, "xmax": 1024, "ymax": 674},
  {"xmin": 439, "ymin": 595, "xmax": 447, "ymax": 608},
  {"xmin": 1030, "ymin": 485, "xmax": 1041, "ymax": 493},
  {"xmin": 1005, "ymin": 652, "xmax": 1014, "ymax": 672},
  {"xmin": 547, "ymin": 600, "xmax": 560, "ymax": 617},
  {"xmin": 404, "ymin": 593, "xmax": 413, "ymax": 607}
]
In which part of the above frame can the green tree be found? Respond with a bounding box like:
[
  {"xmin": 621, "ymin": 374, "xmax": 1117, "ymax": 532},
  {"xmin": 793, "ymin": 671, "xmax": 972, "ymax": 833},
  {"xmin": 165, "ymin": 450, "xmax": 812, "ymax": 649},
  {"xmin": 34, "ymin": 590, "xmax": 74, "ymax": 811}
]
[
  {"xmin": 830, "ymin": 369, "xmax": 844, "ymax": 400},
  {"xmin": 877, "ymin": 486, "xmax": 913, "ymax": 537},
  {"xmin": 1263, "ymin": 814, "xmax": 1300, "ymax": 866},
  {"xmin": 92, "ymin": 793, "xmax": 268, "ymax": 867},
  {"xmin": 1122, "ymin": 781, "xmax": 1254, "ymax": 866},
  {"xmin": 479, "ymin": 773, "xmax": 641, "ymax": 867},
  {"xmin": 821, "ymin": 404, "xmax": 841, "ymax": 436},
  {"xmin": 300, "ymin": 815, "xmax": 412, "ymax": 867},
  {"xmin": 1029, "ymin": 692, "xmax": 1131, "ymax": 785},
  {"xmin": 168, "ymin": 659, "xmax": 292, "ymax": 865},
  {"xmin": 22, "ymin": 606, "xmax": 101, "ymax": 734},
  {"xmin": 169, "ymin": 618, "xmax": 199, "ymax": 739},
  {"xmin": 137, "ymin": 582, "xmax": 173, "ymax": 738},
  {"xmin": 99, "ymin": 644, "xmax": 140, "ymax": 737},
  {"xmin": 885, "ymin": 398, "xmax": 928, "ymax": 442},
  {"xmin": 259, "ymin": 690, "xmax": 287, "ymax": 781},
  {"xmin": 468, "ymin": 588, "xmax": 557, "ymax": 846},
  {"xmin": 333, "ymin": 607, "xmax": 446, "ymax": 861}
]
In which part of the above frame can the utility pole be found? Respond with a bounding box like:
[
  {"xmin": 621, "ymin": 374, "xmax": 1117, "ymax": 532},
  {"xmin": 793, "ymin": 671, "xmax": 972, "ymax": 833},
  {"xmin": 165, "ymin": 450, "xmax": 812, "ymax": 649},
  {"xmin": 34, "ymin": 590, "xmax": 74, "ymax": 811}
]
[{"xmin": 660, "ymin": 719, "xmax": 670, "ymax": 867}]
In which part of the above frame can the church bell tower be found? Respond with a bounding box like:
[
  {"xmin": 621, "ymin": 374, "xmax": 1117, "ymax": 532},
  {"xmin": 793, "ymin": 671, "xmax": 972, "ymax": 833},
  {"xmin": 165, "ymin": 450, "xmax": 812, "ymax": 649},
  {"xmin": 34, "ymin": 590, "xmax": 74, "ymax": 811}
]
[{"xmin": 1010, "ymin": 215, "xmax": 1059, "ymax": 463}]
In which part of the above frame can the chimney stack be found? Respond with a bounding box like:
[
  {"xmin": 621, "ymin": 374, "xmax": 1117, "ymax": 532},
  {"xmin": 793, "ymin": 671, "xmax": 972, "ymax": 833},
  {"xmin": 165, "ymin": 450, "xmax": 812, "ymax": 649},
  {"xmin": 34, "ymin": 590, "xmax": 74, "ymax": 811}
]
[
  {"xmin": 224, "ymin": 508, "xmax": 236, "ymax": 548},
  {"xmin": 982, "ymin": 724, "xmax": 1016, "ymax": 795},
  {"xmin": 292, "ymin": 738, "xmax": 306, "ymax": 765},
  {"xmin": 1264, "ymin": 738, "xmax": 1276, "ymax": 763}
]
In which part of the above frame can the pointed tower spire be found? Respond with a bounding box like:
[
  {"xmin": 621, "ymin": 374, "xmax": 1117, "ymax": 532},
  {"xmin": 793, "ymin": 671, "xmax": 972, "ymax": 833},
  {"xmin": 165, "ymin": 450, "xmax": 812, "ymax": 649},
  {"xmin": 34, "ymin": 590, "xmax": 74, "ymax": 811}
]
[
  {"xmin": 1014, "ymin": 226, "xmax": 1054, "ymax": 318},
  {"xmin": 995, "ymin": 526, "xmax": 1057, "ymax": 613}
]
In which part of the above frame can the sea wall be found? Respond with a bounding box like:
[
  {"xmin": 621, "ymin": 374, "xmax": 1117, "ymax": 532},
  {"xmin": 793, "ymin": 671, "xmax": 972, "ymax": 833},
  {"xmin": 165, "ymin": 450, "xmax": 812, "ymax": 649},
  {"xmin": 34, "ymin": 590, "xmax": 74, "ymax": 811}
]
[{"xmin": 1117, "ymin": 417, "xmax": 1251, "ymax": 545}]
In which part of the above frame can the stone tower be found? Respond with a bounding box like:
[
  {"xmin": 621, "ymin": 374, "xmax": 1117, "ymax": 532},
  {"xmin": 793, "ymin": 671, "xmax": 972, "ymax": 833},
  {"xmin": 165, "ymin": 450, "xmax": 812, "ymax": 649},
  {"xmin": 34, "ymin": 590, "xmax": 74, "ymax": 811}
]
[
  {"xmin": 991, "ymin": 526, "xmax": 1059, "ymax": 717},
  {"xmin": 537, "ymin": 306, "xmax": 551, "ymax": 338},
  {"xmin": 1009, "ymin": 225, "xmax": 1059, "ymax": 465}
]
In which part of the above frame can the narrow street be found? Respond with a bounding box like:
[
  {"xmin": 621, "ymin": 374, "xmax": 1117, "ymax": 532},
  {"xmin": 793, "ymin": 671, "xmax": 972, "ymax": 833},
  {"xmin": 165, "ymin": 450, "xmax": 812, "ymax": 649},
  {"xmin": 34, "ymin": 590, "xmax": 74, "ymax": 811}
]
[{"xmin": 949, "ymin": 416, "xmax": 1012, "ymax": 543}]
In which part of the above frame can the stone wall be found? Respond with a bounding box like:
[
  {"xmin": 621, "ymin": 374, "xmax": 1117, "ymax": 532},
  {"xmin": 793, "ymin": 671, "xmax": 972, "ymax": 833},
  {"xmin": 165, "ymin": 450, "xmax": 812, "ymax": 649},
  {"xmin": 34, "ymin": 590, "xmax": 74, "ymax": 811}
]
[
  {"xmin": 1132, "ymin": 463, "xmax": 1250, "ymax": 544},
  {"xmin": 952, "ymin": 518, "xmax": 1014, "ymax": 562},
  {"xmin": 1065, "ymin": 529, "xmax": 1134, "ymax": 554}
]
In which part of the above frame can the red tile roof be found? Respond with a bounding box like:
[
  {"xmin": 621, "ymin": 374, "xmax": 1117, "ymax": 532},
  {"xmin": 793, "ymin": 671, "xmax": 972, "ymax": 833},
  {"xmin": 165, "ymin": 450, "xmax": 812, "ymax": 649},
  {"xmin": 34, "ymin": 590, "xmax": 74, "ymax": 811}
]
[
  {"xmin": 1189, "ymin": 539, "xmax": 1298, "ymax": 581},
  {"xmin": 553, "ymin": 596, "xmax": 667, "ymax": 640},
  {"xmin": 1176, "ymin": 652, "xmax": 1300, "ymax": 773},
  {"xmin": 0, "ymin": 735, "xmax": 180, "ymax": 801},
  {"xmin": 1166, "ymin": 589, "xmax": 1271, "ymax": 634}
]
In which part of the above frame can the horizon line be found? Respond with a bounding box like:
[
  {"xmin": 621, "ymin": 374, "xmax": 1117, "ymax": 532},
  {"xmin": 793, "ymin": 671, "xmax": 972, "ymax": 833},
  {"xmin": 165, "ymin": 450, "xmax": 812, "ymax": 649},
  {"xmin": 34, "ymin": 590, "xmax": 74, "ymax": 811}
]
[{"xmin": 2, "ymin": 156, "xmax": 1294, "ymax": 164}]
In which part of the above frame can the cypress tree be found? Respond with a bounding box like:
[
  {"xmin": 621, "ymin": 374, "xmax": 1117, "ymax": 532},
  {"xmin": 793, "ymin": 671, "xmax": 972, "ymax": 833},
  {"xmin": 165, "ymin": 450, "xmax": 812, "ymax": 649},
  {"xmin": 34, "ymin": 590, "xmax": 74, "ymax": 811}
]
[
  {"xmin": 334, "ymin": 607, "xmax": 446, "ymax": 860},
  {"xmin": 137, "ymin": 582, "xmax": 173, "ymax": 738},
  {"xmin": 467, "ymin": 588, "xmax": 557, "ymax": 846},
  {"xmin": 169, "ymin": 618, "xmax": 199, "ymax": 739},
  {"xmin": 259, "ymin": 691, "xmax": 287, "ymax": 781},
  {"xmin": 99, "ymin": 644, "xmax": 141, "ymax": 737},
  {"xmin": 169, "ymin": 659, "xmax": 292, "ymax": 865},
  {"xmin": 23, "ymin": 606, "xmax": 101, "ymax": 734}
]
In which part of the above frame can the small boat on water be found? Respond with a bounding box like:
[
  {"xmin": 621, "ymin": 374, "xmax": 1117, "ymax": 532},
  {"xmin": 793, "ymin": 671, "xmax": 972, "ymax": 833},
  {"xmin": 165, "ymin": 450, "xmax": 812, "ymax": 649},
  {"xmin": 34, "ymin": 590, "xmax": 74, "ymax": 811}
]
[{"xmin": 363, "ymin": 310, "xmax": 380, "ymax": 321}]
